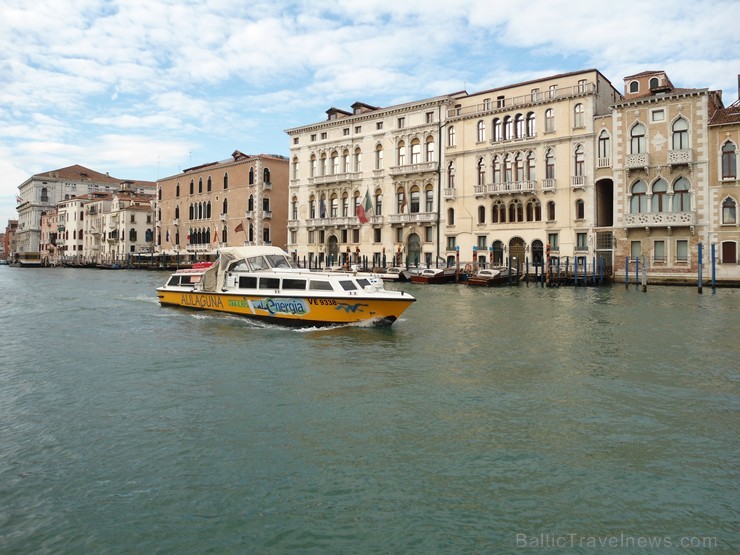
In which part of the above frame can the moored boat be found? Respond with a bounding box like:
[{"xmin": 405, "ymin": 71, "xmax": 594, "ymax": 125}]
[
  {"xmin": 156, "ymin": 246, "xmax": 415, "ymax": 327},
  {"xmin": 466, "ymin": 267, "xmax": 520, "ymax": 287},
  {"xmin": 408, "ymin": 267, "xmax": 460, "ymax": 284}
]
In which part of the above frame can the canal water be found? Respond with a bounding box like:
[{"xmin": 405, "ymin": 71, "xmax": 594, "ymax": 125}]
[{"xmin": 0, "ymin": 267, "xmax": 737, "ymax": 553}]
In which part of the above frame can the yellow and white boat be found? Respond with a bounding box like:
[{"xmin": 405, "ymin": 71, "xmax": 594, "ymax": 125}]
[{"xmin": 156, "ymin": 246, "xmax": 415, "ymax": 327}]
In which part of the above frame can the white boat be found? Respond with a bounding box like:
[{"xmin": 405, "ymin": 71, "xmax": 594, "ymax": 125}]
[{"xmin": 156, "ymin": 246, "xmax": 416, "ymax": 327}]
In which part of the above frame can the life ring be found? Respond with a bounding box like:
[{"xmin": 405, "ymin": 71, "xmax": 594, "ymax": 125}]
[{"xmin": 464, "ymin": 264, "xmax": 473, "ymax": 273}]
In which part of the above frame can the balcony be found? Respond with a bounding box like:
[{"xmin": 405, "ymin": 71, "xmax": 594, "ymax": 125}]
[
  {"xmin": 623, "ymin": 211, "xmax": 695, "ymax": 228},
  {"xmin": 314, "ymin": 172, "xmax": 359, "ymax": 185},
  {"xmin": 288, "ymin": 219, "xmax": 299, "ymax": 228},
  {"xmin": 389, "ymin": 161, "xmax": 437, "ymax": 176},
  {"xmin": 626, "ymin": 153, "xmax": 649, "ymax": 170},
  {"xmin": 369, "ymin": 215, "xmax": 384, "ymax": 225},
  {"xmin": 668, "ymin": 149, "xmax": 692, "ymax": 166},
  {"xmin": 263, "ymin": 181, "xmax": 272, "ymax": 190},
  {"xmin": 542, "ymin": 178, "xmax": 556, "ymax": 191},
  {"xmin": 388, "ymin": 212, "xmax": 436, "ymax": 225},
  {"xmin": 220, "ymin": 213, "xmax": 227, "ymax": 221},
  {"xmin": 571, "ymin": 176, "xmax": 587, "ymax": 189},
  {"xmin": 172, "ymin": 218, "xmax": 179, "ymax": 226},
  {"xmin": 444, "ymin": 187, "xmax": 456, "ymax": 200},
  {"xmin": 245, "ymin": 210, "xmax": 254, "ymax": 219},
  {"xmin": 262, "ymin": 210, "xmax": 272, "ymax": 219},
  {"xmin": 597, "ymin": 157, "xmax": 611, "ymax": 168}
]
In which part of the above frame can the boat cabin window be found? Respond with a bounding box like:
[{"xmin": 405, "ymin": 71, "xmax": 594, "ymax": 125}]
[
  {"xmin": 266, "ymin": 254, "xmax": 294, "ymax": 268},
  {"xmin": 356, "ymin": 278, "xmax": 371, "ymax": 287},
  {"xmin": 309, "ymin": 280, "xmax": 334, "ymax": 291},
  {"xmin": 238, "ymin": 276, "xmax": 258, "ymax": 289},
  {"xmin": 282, "ymin": 278, "xmax": 306, "ymax": 290},
  {"xmin": 228, "ymin": 260, "xmax": 250, "ymax": 272},
  {"xmin": 259, "ymin": 277, "xmax": 280, "ymax": 289},
  {"xmin": 247, "ymin": 256, "xmax": 268, "ymax": 271},
  {"xmin": 338, "ymin": 280, "xmax": 358, "ymax": 291},
  {"xmin": 167, "ymin": 276, "xmax": 181, "ymax": 286}
]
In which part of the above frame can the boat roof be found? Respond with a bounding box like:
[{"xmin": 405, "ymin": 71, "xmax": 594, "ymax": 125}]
[{"xmin": 216, "ymin": 245, "xmax": 290, "ymax": 259}]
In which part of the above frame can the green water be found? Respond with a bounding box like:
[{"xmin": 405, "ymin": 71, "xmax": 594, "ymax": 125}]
[{"xmin": 0, "ymin": 268, "xmax": 737, "ymax": 553}]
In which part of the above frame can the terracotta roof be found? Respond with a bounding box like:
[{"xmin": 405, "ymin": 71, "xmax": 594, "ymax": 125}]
[
  {"xmin": 709, "ymin": 99, "xmax": 740, "ymax": 125},
  {"xmin": 34, "ymin": 164, "xmax": 122, "ymax": 183}
]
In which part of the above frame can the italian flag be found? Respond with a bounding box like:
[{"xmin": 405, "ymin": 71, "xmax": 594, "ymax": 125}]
[{"xmin": 356, "ymin": 189, "xmax": 372, "ymax": 224}]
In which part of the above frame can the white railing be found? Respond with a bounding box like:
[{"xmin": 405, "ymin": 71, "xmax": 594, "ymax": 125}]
[
  {"xmin": 571, "ymin": 176, "xmax": 587, "ymax": 189},
  {"xmin": 626, "ymin": 153, "xmax": 649, "ymax": 169},
  {"xmin": 668, "ymin": 149, "xmax": 692, "ymax": 165},
  {"xmin": 624, "ymin": 211, "xmax": 695, "ymax": 227},
  {"xmin": 388, "ymin": 212, "xmax": 436, "ymax": 224},
  {"xmin": 542, "ymin": 178, "xmax": 556, "ymax": 190},
  {"xmin": 597, "ymin": 158, "xmax": 611, "ymax": 168},
  {"xmin": 389, "ymin": 161, "xmax": 437, "ymax": 175}
]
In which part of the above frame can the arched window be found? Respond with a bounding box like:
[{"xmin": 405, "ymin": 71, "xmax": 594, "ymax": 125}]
[
  {"xmin": 264, "ymin": 168, "xmax": 271, "ymax": 183},
  {"xmin": 545, "ymin": 149, "xmax": 555, "ymax": 179},
  {"xmin": 547, "ymin": 201, "xmax": 555, "ymax": 221},
  {"xmin": 425, "ymin": 187, "xmax": 433, "ymax": 212},
  {"xmin": 397, "ymin": 189, "xmax": 406, "ymax": 213},
  {"xmin": 310, "ymin": 155, "xmax": 317, "ymax": 177},
  {"xmin": 198, "ymin": 202, "xmax": 203, "ymax": 220},
  {"xmin": 410, "ymin": 187, "xmax": 420, "ymax": 213},
  {"xmin": 492, "ymin": 240, "xmax": 504, "ymax": 265},
  {"xmin": 425, "ymin": 136, "xmax": 435, "ymax": 162},
  {"xmin": 222, "ymin": 198, "xmax": 228, "ymax": 215},
  {"xmin": 129, "ymin": 228, "xmax": 137, "ymax": 242},
  {"xmin": 248, "ymin": 194, "xmax": 254, "ymax": 212},
  {"xmin": 342, "ymin": 193, "xmax": 349, "ymax": 217},
  {"xmin": 493, "ymin": 118, "xmax": 502, "ymax": 142},
  {"xmin": 447, "ymin": 161, "xmax": 455, "ymax": 188},
  {"xmin": 575, "ymin": 199, "xmax": 585, "ymax": 220},
  {"xmin": 291, "ymin": 197, "xmax": 298, "ymax": 220},
  {"xmin": 630, "ymin": 123, "xmax": 646, "ymax": 154},
  {"xmin": 477, "ymin": 120, "xmax": 485, "ymax": 142},
  {"xmin": 574, "ymin": 145, "xmax": 585, "ymax": 176},
  {"xmin": 629, "ymin": 81, "xmax": 639, "ymax": 93},
  {"xmin": 492, "ymin": 201, "xmax": 506, "ymax": 223},
  {"xmin": 478, "ymin": 205, "xmax": 486, "ymax": 224},
  {"xmin": 573, "ymin": 103, "xmax": 584, "ymax": 128},
  {"xmin": 477, "ymin": 158, "xmax": 485, "ymax": 187},
  {"xmin": 189, "ymin": 179, "xmax": 194, "ymax": 194},
  {"xmin": 722, "ymin": 141, "xmax": 737, "ymax": 179},
  {"xmin": 198, "ymin": 178, "xmax": 203, "ymax": 193},
  {"xmin": 319, "ymin": 154, "xmax": 327, "ymax": 176},
  {"xmin": 673, "ymin": 177, "xmax": 691, "ymax": 212},
  {"xmin": 649, "ymin": 77, "xmax": 659, "ymax": 89},
  {"xmin": 544, "ymin": 109, "xmax": 554, "ymax": 133},
  {"xmin": 375, "ymin": 145, "xmax": 384, "ymax": 170},
  {"xmin": 652, "ymin": 179, "xmax": 668, "ymax": 212},
  {"xmin": 526, "ymin": 151, "xmax": 536, "ymax": 181},
  {"xmin": 526, "ymin": 200, "xmax": 541, "ymax": 222},
  {"xmin": 207, "ymin": 176, "xmax": 212, "ymax": 192},
  {"xmin": 292, "ymin": 157, "xmax": 298, "ymax": 179},
  {"xmin": 509, "ymin": 200, "xmax": 523, "ymax": 222},
  {"xmin": 222, "ymin": 226, "xmax": 227, "ymax": 244},
  {"xmin": 353, "ymin": 148, "xmax": 362, "ymax": 171},
  {"xmin": 515, "ymin": 114, "xmax": 524, "ymax": 138},
  {"xmin": 447, "ymin": 207, "xmax": 455, "ymax": 225},
  {"xmin": 630, "ymin": 181, "xmax": 648, "ymax": 213},
  {"xmin": 206, "ymin": 202, "xmax": 211, "ymax": 219},
  {"xmin": 526, "ymin": 112, "xmax": 535, "ymax": 137},
  {"xmin": 672, "ymin": 118, "xmax": 689, "ymax": 150},
  {"xmin": 504, "ymin": 116, "xmax": 513, "ymax": 140},
  {"xmin": 397, "ymin": 141, "xmax": 406, "ymax": 166},
  {"xmin": 223, "ymin": 173, "xmax": 228, "ymax": 189},
  {"xmin": 330, "ymin": 195, "xmax": 338, "ymax": 217},
  {"xmin": 331, "ymin": 151, "xmax": 339, "ymax": 175},
  {"xmin": 504, "ymin": 154, "xmax": 513, "ymax": 183},
  {"xmin": 342, "ymin": 149, "xmax": 350, "ymax": 172},
  {"xmin": 176, "ymin": 183, "xmax": 180, "ymax": 197},
  {"xmin": 447, "ymin": 126, "xmax": 456, "ymax": 147},
  {"xmin": 410, "ymin": 139, "xmax": 421, "ymax": 164},
  {"xmin": 375, "ymin": 191, "xmax": 383, "ymax": 215},
  {"xmin": 722, "ymin": 197, "xmax": 737, "ymax": 224},
  {"xmin": 493, "ymin": 156, "xmax": 502, "ymax": 183},
  {"xmin": 189, "ymin": 204, "xmax": 194, "ymax": 220},
  {"xmin": 598, "ymin": 130, "xmax": 610, "ymax": 161},
  {"xmin": 175, "ymin": 206, "xmax": 180, "ymax": 219},
  {"xmin": 515, "ymin": 153, "xmax": 524, "ymax": 182}
]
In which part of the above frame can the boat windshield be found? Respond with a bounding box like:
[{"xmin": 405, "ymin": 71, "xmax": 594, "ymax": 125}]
[{"xmin": 265, "ymin": 254, "xmax": 295, "ymax": 269}]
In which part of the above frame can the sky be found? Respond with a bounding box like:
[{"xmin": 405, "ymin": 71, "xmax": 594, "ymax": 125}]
[{"xmin": 1, "ymin": 0, "xmax": 739, "ymax": 226}]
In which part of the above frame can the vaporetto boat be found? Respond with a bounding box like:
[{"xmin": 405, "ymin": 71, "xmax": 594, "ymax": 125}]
[{"xmin": 156, "ymin": 246, "xmax": 416, "ymax": 327}]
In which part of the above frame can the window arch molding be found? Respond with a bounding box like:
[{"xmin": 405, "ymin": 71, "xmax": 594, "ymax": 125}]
[{"xmin": 721, "ymin": 196, "xmax": 737, "ymax": 224}]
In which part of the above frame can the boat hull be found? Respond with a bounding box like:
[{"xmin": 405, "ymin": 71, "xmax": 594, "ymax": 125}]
[{"xmin": 156, "ymin": 289, "xmax": 414, "ymax": 327}]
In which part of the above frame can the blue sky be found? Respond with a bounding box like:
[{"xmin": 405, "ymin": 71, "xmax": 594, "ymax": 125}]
[{"xmin": 2, "ymin": 0, "xmax": 739, "ymax": 226}]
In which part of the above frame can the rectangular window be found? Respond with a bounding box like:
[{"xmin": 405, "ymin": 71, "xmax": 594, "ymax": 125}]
[
  {"xmin": 426, "ymin": 111, "xmax": 434, "ymax": 123},
  {"xmin": 341, "ymin": 229, "xmax": 348, "ymax": 243},
  {"xmin": 396, "ymin": 228, "xmax": 404, "ymax": 243},
  {"xmin": 376, "ymin": 121, "xmax": 383, "ymax": 130},
  {"xmin": 651, "ymin": 109, "xmax": 665, "ymax": 122},
  {"xmin": 477, "ymin": 236, "xmax": 487, "ymax": 249},
  {"xmin": 310, "ymin": 134, "xmax": 316, "ymax": 141},
  {"xmin": 676, "ymin": 240, "xmax": 688, "ymax": 262},
  {"xmin": 548, "ymin": 233, "xmax": 559, "ymax": 251},
  {"xmin": 425, "ymin": 226, "xmax": 433, "ymax": 242},
  {"xmin": 496, "ymin": 95, "xmax": 505, "ymax": 108},
  {"xmin": 343, "ymin": 128, "xmax": 350, "ymax": 135},
  {"xmin": 630, "ymin": 241, "xmax": 642, "ymax": 260},
  {"xmin": 320, "ymin": 132, "xmax": 327, "ymax": 139},
  {"xmin": 293, "ymin": 137, "xmax": 299, "ymax": 145},
  {"xmin": 577, "ymin": 79, "xmax": 587, "ymax": 93},
  {"xmin": 309, "ymin": 280, "xmax": 334, "ymax": 291},
  {"xmin": 531, "ymin": 88, "xmax": 539, "ymax": 102},
  {"xmin": 318, "ymin": 230, "xmax": 325, "ymax": 243},
  {"xmin": 482, "ymin": 98, "xmax": 491, "ymax": 110},
  {"xmin": 354, "ymin": 126, "xmax": 361, "ymax": 133},
  {"xmin": 373, "ymin": 228, "xmax": 381, "ymax": 243},
  {"xmin": 576, "ymin": 233, "xmax": 587, "ymax": 250},
  {"xmin": 352, "ymin": 228, "xmax": 359, "ymax": 242},
  {"xmin": 654, "ymin": 240, "xmax": 665, "ymax": 262},
  {"xmin": 446, "ymin": 236, "xmax": 456, "ymax": 250},
  {"xmin": 397, "ymin": 117, "xmax": 405, "ymax": 128},
  {"xmin": 308, "ymin": 230, "xmax": 315, "ymax": 244}
]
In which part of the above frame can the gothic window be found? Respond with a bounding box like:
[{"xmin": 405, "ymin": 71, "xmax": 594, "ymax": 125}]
[
  {"xmin": 672, "ymin": 118, "xmax": 689, "ymax": 150},
  {"xmin": 630, "ymin": 123, "xmax": 646, "ymax": 154},
  {"xmin": 673, "ymin": 177, "xmax": 691, "ymax": 212},
  {"xmin": 652, "ymin": 179, "xmax": 668, "ymax": 212},
  {"xmin": 630, "ymin": 180, "xmax": 648, "ymax": 213}
]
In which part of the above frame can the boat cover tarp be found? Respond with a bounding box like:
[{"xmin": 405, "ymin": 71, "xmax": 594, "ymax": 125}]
[{"xmin": 200, "ymin": 246, "xmax": 288, "ymax": 292}]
